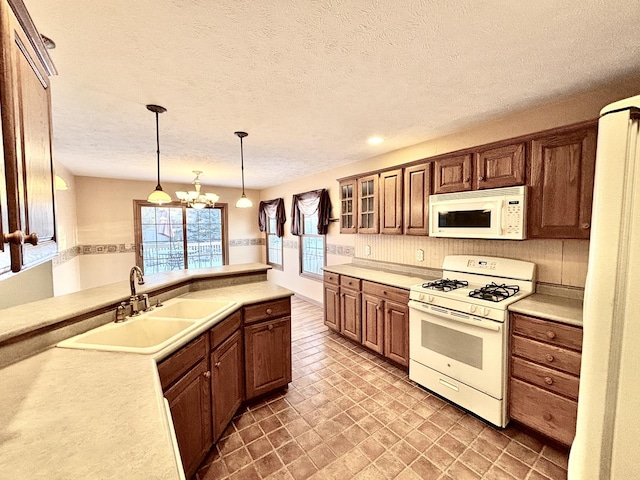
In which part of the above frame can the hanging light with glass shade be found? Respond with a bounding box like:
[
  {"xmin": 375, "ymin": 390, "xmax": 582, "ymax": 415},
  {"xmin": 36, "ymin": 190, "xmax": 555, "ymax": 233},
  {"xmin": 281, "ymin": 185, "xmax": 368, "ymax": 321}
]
[
  {"xmin": 146, "ymin": 104, "xmax": 172, "ymax": 204},
  {"xmin": 176, "ymin": 170, "xmax": 219, "ymax": 209},
  {"xmin": 234, "ymin": 131, "xmax": 253, "ymax": 208}
]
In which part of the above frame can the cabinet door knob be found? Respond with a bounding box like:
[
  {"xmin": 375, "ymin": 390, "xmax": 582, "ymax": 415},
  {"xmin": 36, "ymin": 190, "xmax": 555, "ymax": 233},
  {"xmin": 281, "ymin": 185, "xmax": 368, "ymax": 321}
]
[
  {"xmin": 478, "ymin": 176, "xmax": 485, "ymax": 182},
  {"xmin": 266, "ymin": 308, "xmax": 273, "ymax": 315},
  {"xmin": 581, "ymin": 223, "xmax": 590, "ymax": 229},
  {"xmin": 545, "ymin": 331, "xmax": 556, "ymax": 339},
  {"xmin": 268, "ymin": 324, "xmax": 274, "ymax": 331},
  {"xmin": 214, "ymin": 362, "xmax": 221, "ymax": 369},
  {"xmin": 464, "ymin": 177, "xmax": 471, "ymax": 183},
  {"xmin": 203, "ymin": 371, "xmax": 211, "ymax": 378},
  {"xmin": 544, "ymin": 376, "xmax": 554, "ymax": 385},
  {"xmin": 545, "ymin": 354, "xmax": 555, "ymax": 363},
  {"xmin": 543, "ymin": 412, "xmax": 553, "ymax": 421},
  {"xmin": 3, "ymin": 230, "xmax": 38, "ymax": 246}
]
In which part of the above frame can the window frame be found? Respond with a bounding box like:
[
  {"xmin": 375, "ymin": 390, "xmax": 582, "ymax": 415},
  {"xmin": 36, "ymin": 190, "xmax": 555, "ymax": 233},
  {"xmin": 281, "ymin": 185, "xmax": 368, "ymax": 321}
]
[
  {"xmin": 265, "ymin": 216, "xmax": 283, "ymax": 270},
  {"xmin": 133, "ymin": 200, "xmax": 229, "ymax": 272},
  {"xmin": 298, "ymin": 210, "xmax": 325, "ymax": 281}
]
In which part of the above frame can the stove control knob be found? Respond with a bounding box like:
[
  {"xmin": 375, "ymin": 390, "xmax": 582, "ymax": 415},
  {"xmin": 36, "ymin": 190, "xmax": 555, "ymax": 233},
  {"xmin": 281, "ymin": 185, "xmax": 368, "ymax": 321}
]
[
  {"xmin": 469, "ymin": 305, "xmax": 477, "ymax": 314},
  {"xmin": 482, "ymin": 308, "xmax": 490, "ymax": 317},
  {"xmin": 428, "ymin": 295, "xmax": 435, "ymax": 303},
  {"xmin": 418, "ymin": 293, "xmax": 425, "ymax": 301}
]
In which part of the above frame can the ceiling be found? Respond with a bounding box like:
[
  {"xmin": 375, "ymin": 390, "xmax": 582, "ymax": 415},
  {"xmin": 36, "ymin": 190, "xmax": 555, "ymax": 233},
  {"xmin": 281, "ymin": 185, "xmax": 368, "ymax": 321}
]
[{"xmin": 25, "ymin": 0, "xmax": 640, "ymax": 190}]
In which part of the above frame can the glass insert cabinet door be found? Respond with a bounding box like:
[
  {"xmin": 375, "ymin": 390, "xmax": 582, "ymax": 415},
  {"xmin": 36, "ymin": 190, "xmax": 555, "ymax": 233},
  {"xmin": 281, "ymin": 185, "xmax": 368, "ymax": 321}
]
[
  {"xmin": 339, "ymin": 179, "xmax": 355, "ymax": 233},
  {"xmin": 357, "ymin": 174, "xmax": 379, "ymax": 233}
]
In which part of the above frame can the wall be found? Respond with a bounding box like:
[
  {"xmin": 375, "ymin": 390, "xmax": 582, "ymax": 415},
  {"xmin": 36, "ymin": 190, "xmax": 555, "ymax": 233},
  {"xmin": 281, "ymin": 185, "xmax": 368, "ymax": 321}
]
[
  {"xmin": 74, "ymin": 176, "xmax": 262, "ymax": 290},
  {"xmin": 259, "ymin": 83, "xmax": 640, "ymax": 303},
  {"xmin": 0, "ymin": 261, "xmax": 54, "ymax": 309}
]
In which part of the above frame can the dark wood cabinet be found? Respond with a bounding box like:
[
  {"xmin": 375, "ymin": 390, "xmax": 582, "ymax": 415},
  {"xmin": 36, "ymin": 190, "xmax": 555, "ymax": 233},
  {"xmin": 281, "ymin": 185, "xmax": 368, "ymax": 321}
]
[
  {"xmin": 361, "ymin": 293, "xmax": 384, "ymax": 354},
  {"xmin": 1, "ymin": 0, "xmax": 57, "ymax": 272},
  {"xmin": 158, "ymin": 335, "xmax": 212, "ymax": 480},
  {"xmin": 433, "ymin": 154, "xmax": 472, "ymax": 194},
  {"xmin": 403, "ymin": 163, "xmax": 431, "ymax": 236},
  {"xmin": 211, "ymin": 329, "xmax": 243, "ymax": 442},
  {"xmin": 244, "ymin": 298, "xmax": 292, "ymax": 400},
  {"xmin": 357, "ymin": 174, "xmax": 379, "ymax": 233},
  {"xmin": 339, "ymin": 178, "xmax": 357, "ymax": 234},
  {"xmin": 384, "ymin": 299, "xmax": 409, "ymax": 367},
  {"xmin": 379, "ymin": 169, "xmax": 403, "ymax": 234},
  {"xmin": 474, "ymin": 142, "xmax": 525, "ymax": 190},
  {"xmin": 340, "ymin": 276, "xmax": 361, "ymax": 342},
  {"xmin": 323, "ymin": 272, "xmax": 340, "ymax": 332},
  {"xmin": 529, "ymin": 126, "xmax": 597, "ymax": 239},
  {"xmin": 509, "ymin": 312, "xmax": 583, "ymax": 446}
]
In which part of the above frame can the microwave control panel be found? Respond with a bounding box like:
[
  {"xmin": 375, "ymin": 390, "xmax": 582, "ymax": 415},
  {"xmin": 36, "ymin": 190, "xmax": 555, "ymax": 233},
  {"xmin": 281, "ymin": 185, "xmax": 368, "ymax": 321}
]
[{"xmin": 506, "ymin": 199, "xmax": 523, "ymax": 235}]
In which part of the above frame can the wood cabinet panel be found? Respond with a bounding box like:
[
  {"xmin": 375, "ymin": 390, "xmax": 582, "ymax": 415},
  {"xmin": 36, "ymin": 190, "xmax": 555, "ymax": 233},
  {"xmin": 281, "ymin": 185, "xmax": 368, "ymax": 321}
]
[
  {"xmin": 403, "ymin": 163, "xmax": 431, "ymax": 236},
  {"xmin": 243, "ymin": 298, "xmax": 291, "ymax": 325},
  {"xmin": 361, "ymin": 293, "xmax": 383, "ymax": 354},
  {"xmin": 512, "ymin": 313, "xmax": 582, "ymax": 351},
  {"xmin": 379, "ymin": 169, "xmax": 403, "ymax": 234},
  {"xmin": 474, "ymin": 142, "xmax": 525, "ymax": 190},
  {"xmin": 384, "ymin": 299, "xmax": 409, "ymax": 367},
  {"xmin": 339, "ymin": 178, "xmax": 357, "ymax": 233},
  {"xmin": 340, "ymin": 275, "xmax": 361, "ymax": 290},
  {"xmin": 511, "ymin": 356, "xmax": 579, "ymax": 400},
  {"xmin": 164, "ymin": 358, "xmax": 212, "ymax": 479},
  {"xmin": 244, "ymin": 316, "xmax": 292, "ymax": 400},
  {"xmin": 210, "ymin": 310, "xmax": 242, "ymax": 350},
  {"xmin": 323, "ymin": 271, "xmax": 339, "ymax": 286},
  {"xmin": 211, "ymin": 330, "xmax": 243, "ymax": 442},
  {"xmin": 340, "ymin": 287, "xmax": 361, "ymax": 342},
  {"xmin": 0, "ymin": 139, "xmax": 10, "ymax": 274},
  {"xmin": 510, "ymin": 378, "xmax": 577, "ymax": 446},
  {"xmin": 357, "ymin": 174, "xmax": 379, "ymax": 233},
  {"xmin": 323, "ymin": 281, "xmax": 340, "ymax": 332},
  {"xmin": 157, "ymin": 334, "xmax": 208, "ymax": 390},
  {"xmin": 433, "ymin": 154, "xmax": 472, "ymax": 194},
  {"xmin": 361, "ymin": 280, "xmax": 409, "ymax": 304},
  {"xmin": 529, "ymin": 126, "xmax": 597, "ymax": 239},
  {"xmin": 511, "ymin": 335, "xmax": 582, "ymax": 376}
]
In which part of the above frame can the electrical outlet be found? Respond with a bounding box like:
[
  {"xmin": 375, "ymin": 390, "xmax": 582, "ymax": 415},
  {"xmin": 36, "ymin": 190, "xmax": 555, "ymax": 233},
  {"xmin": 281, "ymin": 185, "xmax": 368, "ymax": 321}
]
[
  {"xmin": 365, "ymin": 245, "xmax": 371, "ymax": 257},
  {"xmin": 416, "ymin": 249, "xmax": 424, "ymax": 262}
]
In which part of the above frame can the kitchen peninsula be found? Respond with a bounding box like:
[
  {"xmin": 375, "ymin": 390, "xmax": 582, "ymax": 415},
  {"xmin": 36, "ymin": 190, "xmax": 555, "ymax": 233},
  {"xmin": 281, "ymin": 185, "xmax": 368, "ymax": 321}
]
[{"xmin": 0, "ymin": 263, "xmax": 292, "ymax": 479}]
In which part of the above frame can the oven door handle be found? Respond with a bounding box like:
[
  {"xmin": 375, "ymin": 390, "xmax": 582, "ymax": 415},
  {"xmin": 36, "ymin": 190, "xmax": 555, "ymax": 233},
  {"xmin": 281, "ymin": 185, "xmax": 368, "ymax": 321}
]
[{"xmin": 408, "ymin": 300, "xmax": 501, "ymax": 332}]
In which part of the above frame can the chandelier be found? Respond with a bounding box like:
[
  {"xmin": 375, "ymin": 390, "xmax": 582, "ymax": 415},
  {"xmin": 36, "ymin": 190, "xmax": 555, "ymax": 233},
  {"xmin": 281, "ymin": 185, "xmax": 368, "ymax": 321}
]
[{"xmin": 175, "ymin": 171, "xmax": 220, "ymax": 209}]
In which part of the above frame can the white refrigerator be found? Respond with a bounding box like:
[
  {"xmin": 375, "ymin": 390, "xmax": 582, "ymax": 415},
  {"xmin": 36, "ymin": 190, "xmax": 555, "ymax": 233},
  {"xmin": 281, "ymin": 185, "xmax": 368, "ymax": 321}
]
[{"xmin": 569, "ymin": 95, "xmax": 640, "ymax": 479}]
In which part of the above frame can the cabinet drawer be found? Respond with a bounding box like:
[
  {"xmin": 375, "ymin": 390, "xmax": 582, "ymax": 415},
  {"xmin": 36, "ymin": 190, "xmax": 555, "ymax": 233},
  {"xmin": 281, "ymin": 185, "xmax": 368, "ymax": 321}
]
[
  {"xmin": 244, "ymin": 297, "xmax": 291, "ymax": 325},
  {"xmin": 510, "ymin": 378, "xmax": 577, "ymax": 446},
  {"xmin": 340, "ymin": 275, "xmax": 361, "ymax": 290},
  {"xmin": 362, "ymin": 280, "xmax": 409, "ymax": 304},
  {"xmin": 157, "ymin": 334, "xmax": 208, "ymax": 391},
  {"xmin": 210, "ymin": 310, "xmax": 242, "ymax": 350},
  {"xmin": 324, "ymin": 272, "xmax": 339, "ymax": 286},
  {"xmin": 512, "ymin": 335, "xmax": 582, "ymax": 376},
  {"xmin": 512, "ymin": 313, "xmax": 582, "ymax": 351},
  {"xmin": 511, "ymin": 356, "xmax": 579, "ymax": 400}
]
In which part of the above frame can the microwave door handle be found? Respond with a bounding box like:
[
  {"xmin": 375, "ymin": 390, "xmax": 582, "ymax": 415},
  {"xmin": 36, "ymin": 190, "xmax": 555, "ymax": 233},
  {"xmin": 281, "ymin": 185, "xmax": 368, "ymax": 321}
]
[
  {"xmin": 497, "ymin": 200, "xmax": 505, "ymax": 234},
  {"xmin": 408, "ymin": 301, "xmax": 501, "ymax": 332}
]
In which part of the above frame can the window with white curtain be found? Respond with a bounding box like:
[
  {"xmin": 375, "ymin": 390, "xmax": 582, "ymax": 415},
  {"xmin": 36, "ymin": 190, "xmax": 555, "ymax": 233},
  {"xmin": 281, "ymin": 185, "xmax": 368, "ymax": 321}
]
[{"xmin": 291, "ymin": 189, "xmax": 330, "ymax": 279}]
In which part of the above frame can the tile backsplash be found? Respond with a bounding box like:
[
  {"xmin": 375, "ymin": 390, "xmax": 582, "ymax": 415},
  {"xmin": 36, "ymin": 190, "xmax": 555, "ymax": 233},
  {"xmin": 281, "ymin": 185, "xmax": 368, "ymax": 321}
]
[{"xmin": 354, "ymin": 235, "xmax": 588, "ymax": 288}]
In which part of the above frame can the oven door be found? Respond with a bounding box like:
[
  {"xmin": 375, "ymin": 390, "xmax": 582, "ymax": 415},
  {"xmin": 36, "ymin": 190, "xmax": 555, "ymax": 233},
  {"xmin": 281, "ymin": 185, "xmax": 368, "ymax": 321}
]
[{"xmin": 408, "ymin": 300, "xmax": 506, "ymax": 398}]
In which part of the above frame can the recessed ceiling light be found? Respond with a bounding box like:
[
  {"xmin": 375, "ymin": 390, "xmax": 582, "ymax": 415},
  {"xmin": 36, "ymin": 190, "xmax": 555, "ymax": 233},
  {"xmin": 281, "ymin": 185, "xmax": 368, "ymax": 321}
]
[{"xmin": 368, "ymin": 137, "xmax": 384, "ymax": 145}]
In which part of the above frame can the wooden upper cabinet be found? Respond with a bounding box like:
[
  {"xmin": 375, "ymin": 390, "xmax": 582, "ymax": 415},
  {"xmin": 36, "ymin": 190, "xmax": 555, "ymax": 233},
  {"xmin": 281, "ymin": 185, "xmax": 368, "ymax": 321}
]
[
  {"xmin": 1, "ymin": 0, "xmax": 57, "ymax": 272},
  {"xmin": 403, "ymin": 163, "xmax": 431, "ymax": 236},
  {"xmin": 433, "ymin": 154, "xmax": 472, "ymax": 194},
  {"xmin": 357, "ymin": 174, "xmax": 379, "ymax": 234},
  {"xmin": 339, "ymin": 178, "xmax": 357, "ymax": 234},
  {"xmin": 0, "ymin": 139, "xmax": 10, "ymax": 275},
  {"xmin": 474, "ymin": 142, "xmax": 525, "ymax": 190},
  {"xmin": 529, "ymin": 126, "xmax": 597, "ymax": 239},
  {"xmin": 379, "ymin": 169, "xmax": 403, "ymax": 234}
]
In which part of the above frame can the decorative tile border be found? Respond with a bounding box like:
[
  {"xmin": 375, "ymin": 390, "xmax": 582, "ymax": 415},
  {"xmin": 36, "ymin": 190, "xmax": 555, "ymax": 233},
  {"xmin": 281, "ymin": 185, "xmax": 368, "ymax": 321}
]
[
  {"xmin": 52, "ymin": 245, "xmax": 81, "ymax": 266},
  {"xmin": 229, "ymin": 238, "xmax": 265, "ymax": 246},
  {"xmin": 80, "ymin": 243, "xmax": 136, "ymax": 255},
  {"xmin": 326, "ymin": 244, "xmax": 355, "ymax": 257}
]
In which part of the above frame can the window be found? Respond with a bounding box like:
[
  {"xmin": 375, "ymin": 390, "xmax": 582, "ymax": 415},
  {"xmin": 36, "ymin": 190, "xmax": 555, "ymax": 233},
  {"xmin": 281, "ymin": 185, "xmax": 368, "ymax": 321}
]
[
  {"xmin": 266, "ymin": 217, "xmax": 283, "ymax": 269},
  {"xmin": 299, "ymin": 210, "xmax": 325, "ymax": 278},
  {"xmin": 134, "ymin": 201, "xmax": 228, "ymax": 274}
]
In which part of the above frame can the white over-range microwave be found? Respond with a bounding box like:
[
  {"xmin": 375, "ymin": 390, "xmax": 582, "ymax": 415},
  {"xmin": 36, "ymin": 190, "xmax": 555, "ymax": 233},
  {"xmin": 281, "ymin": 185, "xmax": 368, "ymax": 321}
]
[{"xmin": 429, "ymin": 186, "xmax": 527, "ymax": 240}]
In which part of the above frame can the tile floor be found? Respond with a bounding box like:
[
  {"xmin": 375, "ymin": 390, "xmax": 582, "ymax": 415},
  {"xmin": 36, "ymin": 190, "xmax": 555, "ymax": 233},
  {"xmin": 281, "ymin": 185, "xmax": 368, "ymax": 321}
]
[{"xmin": 195, "ymin": 327, "xmax": 569, "ymax": 480}]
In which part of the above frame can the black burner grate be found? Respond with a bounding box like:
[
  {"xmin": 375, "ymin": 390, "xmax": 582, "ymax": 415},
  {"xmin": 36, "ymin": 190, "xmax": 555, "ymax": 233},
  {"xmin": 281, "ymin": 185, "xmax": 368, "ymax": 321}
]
[
  {"xmin": 468, "ymin": 282, "xmax": 520, "ymax": 302},
  {"xmin": 422, "ymin": 278, "xmax": 469, "ymax": 292}
]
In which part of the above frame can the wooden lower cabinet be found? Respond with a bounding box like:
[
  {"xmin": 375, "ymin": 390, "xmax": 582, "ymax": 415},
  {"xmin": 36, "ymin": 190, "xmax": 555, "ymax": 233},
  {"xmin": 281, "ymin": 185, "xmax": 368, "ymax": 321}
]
[
  {"xmin": 323, "ymin": 272, "xmax": 340, "ymax": 332},
  {"xmin": 340, "ymin": 287, "xmax": 361, "ymax": 342},
  {"xmin": 384, "ymin": 299, "xmax": 409, "ymax": 367},
  {"xmin": 158, "ymin": 335, "xmax": 212, "ymax": 479},
  {"xmin": 211, "ymin": 329, "xmax": 243, "ymax": 442},
  {"xmin": 361, "ymin": 293, "xmax": 384, "ymax": 354},
  {"xmin": 509, "ymin": 312, "xmax": 583, "ymax": 446}
]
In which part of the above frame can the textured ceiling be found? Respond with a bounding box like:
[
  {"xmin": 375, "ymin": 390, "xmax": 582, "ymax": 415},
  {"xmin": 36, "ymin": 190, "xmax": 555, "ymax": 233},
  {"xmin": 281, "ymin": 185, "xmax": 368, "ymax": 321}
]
[{"xmin": 24, "ymin": 0, "xmax": 640, "ymax": 189}]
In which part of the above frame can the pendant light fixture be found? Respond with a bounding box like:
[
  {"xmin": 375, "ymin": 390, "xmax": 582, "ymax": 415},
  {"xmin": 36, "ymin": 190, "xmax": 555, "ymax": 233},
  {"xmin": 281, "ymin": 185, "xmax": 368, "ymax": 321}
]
[
  {"xmin": 176, "ymin": 170, "xmax": 220, "ymax": 209},
  {"xmin": 234, "ymin": 131, "xmax": 253, "ymax": 208},
  {"xmin": 146, "ymin": 104, "xmax": 172, "ymax": 205}
]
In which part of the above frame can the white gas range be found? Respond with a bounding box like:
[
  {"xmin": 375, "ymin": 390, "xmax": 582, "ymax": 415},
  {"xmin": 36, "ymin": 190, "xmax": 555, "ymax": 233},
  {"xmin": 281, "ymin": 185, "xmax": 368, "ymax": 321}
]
[{"xmin": 408, "ymin": 255, "xmax": 536, "ymax": 427}]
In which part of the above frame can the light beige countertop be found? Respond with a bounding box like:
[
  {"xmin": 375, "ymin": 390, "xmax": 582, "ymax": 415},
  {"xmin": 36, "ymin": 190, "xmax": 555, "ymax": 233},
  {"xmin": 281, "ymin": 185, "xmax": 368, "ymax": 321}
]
[
  {"xmin": 509, "ymin": 293, "xmax": 583, "ymax": 327},
  {"xmin": 0, "ymin": 280, "xmax": 292, "ymax": 480},
  {"xmin": 322, "ymin": 263, "xmax": 436, "ymax": 290}
]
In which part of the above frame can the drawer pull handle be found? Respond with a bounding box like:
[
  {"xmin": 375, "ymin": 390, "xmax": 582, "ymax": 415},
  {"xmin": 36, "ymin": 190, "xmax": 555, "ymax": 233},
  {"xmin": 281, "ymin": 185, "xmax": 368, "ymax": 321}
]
[
  {"xmin": 546, "ymin": 331, "xmax": 556, "ymax": 339},
  {"xmin": 266, "ymin": 308, "xmax": 273, "ymax": 315},
  {"xmin": 544, "ymin": 376, "xmax": 554, "ymax": 385},
  {"xmin": 268, "ymin": 324, "xmax": 274, "ymax": 331},
  {"xmin": 214, "ymin": 362, "xmax": 221, "ymax": 369},
  {"xmin": 203, "ymin": 371, "xmax": 211, "ymax": 378},
  {"xmin": 543, "ymin": 413, "xmax": 552, "ymax": 421},
  {"xmin": 545, "ymin": 354, "xmax": 555, "ymax": 363}
]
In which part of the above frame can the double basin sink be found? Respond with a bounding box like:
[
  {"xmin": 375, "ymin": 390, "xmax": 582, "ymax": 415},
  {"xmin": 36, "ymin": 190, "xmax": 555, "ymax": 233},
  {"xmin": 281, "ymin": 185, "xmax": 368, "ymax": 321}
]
[{"xmin": 57, "ymin": 298, "xmax": 236, "ymax": 354}]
